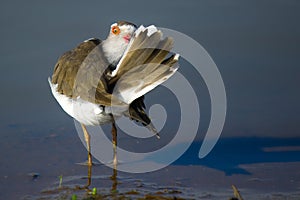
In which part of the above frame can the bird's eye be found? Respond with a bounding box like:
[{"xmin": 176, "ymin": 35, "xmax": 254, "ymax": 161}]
[{"xmin": 111, "ymin": 26, "xmax": 120, "ymax": 35}]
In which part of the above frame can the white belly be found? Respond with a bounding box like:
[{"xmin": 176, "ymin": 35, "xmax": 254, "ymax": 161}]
[{"xmin": 48, "ymin": 78, "xmax": 118, "ymax": 126}]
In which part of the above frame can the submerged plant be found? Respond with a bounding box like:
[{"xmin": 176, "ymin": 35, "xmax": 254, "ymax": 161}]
[
  {"xmin": 58, "ymin": 175, "xmax": 63, "ymax": 188},
  {"xmin": 71, "ymin": 194, "xmax": 77, "ymax": 200},
  {"xmin": 92, "ymin": 187, "xmax": 97, "ymax": 195}
]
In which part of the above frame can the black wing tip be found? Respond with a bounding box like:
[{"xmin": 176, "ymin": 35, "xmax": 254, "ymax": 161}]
[
  {"xmin": 83, "ymin": 38, "xmax": 101, "ymax": 45},
  {"xmin": 146, "ymin": 123, "xmax": 160, "ymax": 139}
]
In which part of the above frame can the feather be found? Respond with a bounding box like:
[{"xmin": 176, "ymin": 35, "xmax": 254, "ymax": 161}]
[{"xmin": 108, "ymin": 25, "xmax": 180, "ymax": 105}]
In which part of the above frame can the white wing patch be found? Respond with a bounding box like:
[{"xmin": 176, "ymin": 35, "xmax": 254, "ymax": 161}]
[{"xmin": 134, "ymin": 25, "xmax": 159, "ymax": 37}]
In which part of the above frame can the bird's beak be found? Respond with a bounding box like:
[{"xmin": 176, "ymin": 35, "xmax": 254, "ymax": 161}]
[{"xmin": 123, "ymin": 34, "xmax": 132, "ymax": 43}]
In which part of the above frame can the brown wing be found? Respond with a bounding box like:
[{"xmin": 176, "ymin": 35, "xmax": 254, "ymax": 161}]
[{"xmin": 51, "ymin": 39, "xmax": 117, "ymax": 106}]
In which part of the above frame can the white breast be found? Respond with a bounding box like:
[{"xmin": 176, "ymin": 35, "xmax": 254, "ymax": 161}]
[{"xmin": 102, "ymin": 37, "xmax": 128, "ymax": 65}]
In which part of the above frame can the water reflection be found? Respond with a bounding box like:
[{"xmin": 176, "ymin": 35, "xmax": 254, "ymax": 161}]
[
  {"xmin": 37, "ymin": 163, "xmax": 194, "ymax": 199},
  {"xmin": 110, "ymin": 167, "xmax": 118, "ymax": 198}
]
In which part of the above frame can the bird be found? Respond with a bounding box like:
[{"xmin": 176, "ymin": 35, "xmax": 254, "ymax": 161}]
[{"xmin": 48, "ymin": 21, "xmax": 179, "ymax": 186}]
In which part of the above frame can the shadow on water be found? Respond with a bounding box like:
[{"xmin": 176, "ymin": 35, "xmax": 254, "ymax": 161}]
[{"xmin": 174, "ymin": 137, "xmax": 300, "ymax": 175}]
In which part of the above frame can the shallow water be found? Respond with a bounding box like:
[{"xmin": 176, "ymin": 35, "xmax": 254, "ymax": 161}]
[
  {"xmin": 1, "ymin": 1, "xmax": 300, "ymax": 199},
  {"xmin": 1, "ymin": 125, "xmax": 300, "ymax": 199}
]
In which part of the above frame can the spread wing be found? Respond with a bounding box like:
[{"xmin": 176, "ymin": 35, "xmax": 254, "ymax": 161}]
[
  {"xmin": 107, "ymin": 25, "xmax": 179, "ymax": 134},
  {"xmin": 108, "ymin": 25, "xmax": 179, "ymax": 105}
]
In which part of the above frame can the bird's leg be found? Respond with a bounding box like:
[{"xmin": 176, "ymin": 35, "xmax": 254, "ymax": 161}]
[
  {"xmin": 110, "ymin": 118, "xmax": 118, "ymax": 195},
  {"xmin": 110, "ymin": 166, "xmax": 118, "ymax": 194},
  {"xmin": 81, "ymin": 124, "xmax": 92, "ymax": 166},
  {"xmin": 81, "ymin": 123, "xmax": 92, "ymax": 188},
  {"xmin": 86, "ymin": 164, "xmax": 92, "ymax": 188},
  {"xmin": 111, "ymin": 120, "xmax": 118, "ymax": 167}
]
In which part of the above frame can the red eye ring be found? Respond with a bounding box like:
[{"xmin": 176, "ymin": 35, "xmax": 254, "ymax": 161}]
[{"xmin": 111, "ymin": 26, "xmax": 120, "ymax": 35}]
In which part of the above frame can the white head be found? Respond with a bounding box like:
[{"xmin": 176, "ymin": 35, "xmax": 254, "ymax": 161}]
[{"xmin": 102, "ymin": 21, "xmax": 137, "ymax": 65}]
